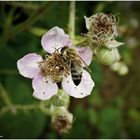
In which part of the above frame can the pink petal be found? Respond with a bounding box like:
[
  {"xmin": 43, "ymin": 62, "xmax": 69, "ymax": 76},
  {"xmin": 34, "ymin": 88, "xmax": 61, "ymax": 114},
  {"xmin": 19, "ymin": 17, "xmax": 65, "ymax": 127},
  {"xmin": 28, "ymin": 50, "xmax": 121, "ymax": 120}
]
[
  {"xmin": 62, "ymin": 70, "xmax": 94, "ymax": 98},
  {"xmin": 41, "ymin": 26, "xmax": 72, "ymax": 54},
  {"xmin": 17, "ymin": 53, "xmax": 42, "ymax": 79},
  {"xmin": 77, "ymin": 46, "xmax": 93, "ymax": 66},
  {"xmin": 32, "ymin": 75, "xmax": 58, "ymax": 100}
]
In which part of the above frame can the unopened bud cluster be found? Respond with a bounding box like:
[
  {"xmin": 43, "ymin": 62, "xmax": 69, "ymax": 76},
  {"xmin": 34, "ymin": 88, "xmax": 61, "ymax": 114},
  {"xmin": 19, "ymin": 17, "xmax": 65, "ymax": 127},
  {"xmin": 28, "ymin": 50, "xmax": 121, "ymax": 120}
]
[
  {"xmin": 48, "ymin": 90, "xmax": 73, "ymax": 134},
  {"xmin": 110, "ymin": 61, "xmax": 128, "ymax": 75}
]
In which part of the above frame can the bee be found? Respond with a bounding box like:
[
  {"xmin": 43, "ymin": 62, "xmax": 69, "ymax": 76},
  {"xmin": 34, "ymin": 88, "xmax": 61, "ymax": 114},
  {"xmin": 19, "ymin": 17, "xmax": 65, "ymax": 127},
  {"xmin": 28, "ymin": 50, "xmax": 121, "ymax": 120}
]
[{"xmin": 61, "ymin": 47, "xmax": 84, "ymax": 86}]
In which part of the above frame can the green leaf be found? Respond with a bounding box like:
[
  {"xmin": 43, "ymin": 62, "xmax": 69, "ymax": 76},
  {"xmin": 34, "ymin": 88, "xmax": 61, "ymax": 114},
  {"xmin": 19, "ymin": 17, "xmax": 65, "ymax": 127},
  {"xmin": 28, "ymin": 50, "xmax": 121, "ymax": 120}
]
[
  {"xmin": 5, "ymin": 76, "xmax": 35, "ymax": 104},
  {"xmin": 127, "ymin": 109, "xmax": 140, "ymax": 138},
  {"xmin": 0, "ymin": 109, "xmax": 46, "ymax": 138},
  {"xmin": 87, "ymin": 108, "xmax": 98, "ymax": 126},
  {"xmin": 0, "ymin": 76, "xmax": 46, "ymax": 138},
  {"xmin": 98, "ymin": 106, "xmax": 122, "ymax": 138}
]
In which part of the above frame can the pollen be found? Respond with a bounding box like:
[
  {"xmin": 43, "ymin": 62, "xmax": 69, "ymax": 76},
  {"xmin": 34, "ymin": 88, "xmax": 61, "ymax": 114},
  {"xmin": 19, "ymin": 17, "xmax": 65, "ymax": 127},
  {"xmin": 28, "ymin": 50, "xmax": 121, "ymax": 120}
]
[{"xmin": 39, "ymin": 52, "xmax": 70, "ymax": 82}]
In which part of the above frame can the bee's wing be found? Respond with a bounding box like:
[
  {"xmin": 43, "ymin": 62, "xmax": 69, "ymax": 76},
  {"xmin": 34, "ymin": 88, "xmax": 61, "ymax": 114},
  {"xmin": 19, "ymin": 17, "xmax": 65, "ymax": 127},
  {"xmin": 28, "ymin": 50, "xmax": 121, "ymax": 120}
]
[
  {"xmin": 77, "ymin": 55, "xmax": 91, "ymax": 74},
  {"xmin": 83, "ymin": 66, "xmax": 91, "ymax": 74}
]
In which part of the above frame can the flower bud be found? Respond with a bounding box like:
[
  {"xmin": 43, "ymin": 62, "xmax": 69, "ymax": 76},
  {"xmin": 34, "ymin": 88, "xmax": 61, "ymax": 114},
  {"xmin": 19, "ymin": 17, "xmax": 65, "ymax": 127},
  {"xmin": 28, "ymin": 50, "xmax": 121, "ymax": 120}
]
[
  {"xmin": 95, "ymin": 47, "xmax": 120, "ymax": 65},
  {"xmin": 118, "ymin": 64, "xmax": 128, "ymax": 75},
  {"xmin": 51, "ymin": 89, "xmax": 70, "ymax": 107},
  {"xmin": 110, "ymin": 61, "xmax": 128, "ymax": 75},
  {"xmin": 51, "ymin": 107, "xmax": 73, "ymax": 134}
]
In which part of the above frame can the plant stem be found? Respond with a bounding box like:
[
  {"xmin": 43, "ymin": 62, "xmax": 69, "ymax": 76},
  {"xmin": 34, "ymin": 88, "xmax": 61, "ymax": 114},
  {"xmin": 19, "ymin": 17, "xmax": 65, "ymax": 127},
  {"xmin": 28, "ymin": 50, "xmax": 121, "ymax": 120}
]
[
  {"xmin": 0, "ymin": 83, "xmax": 17, "ymax": 114},
  {"xmin": 0, "ymin": 104, "xmax": 38, "ymax": 117},
  {"xmin": 12, "ymin": 2, "xmax": 56, "ymax": 35},
  {"xmin": 0, "ymin": 101, "xmax": 51, "ymax": 117},
  {"xmin": 68, "ymin": 1, "xmax": 76, "ymax": 40}
]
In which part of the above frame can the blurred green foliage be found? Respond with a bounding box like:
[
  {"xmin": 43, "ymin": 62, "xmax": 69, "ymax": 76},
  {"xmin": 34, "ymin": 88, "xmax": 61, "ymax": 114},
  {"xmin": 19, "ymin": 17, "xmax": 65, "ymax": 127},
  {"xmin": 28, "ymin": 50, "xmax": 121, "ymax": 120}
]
[{"xmin": 0, "ymin": 1, "xmax": 140, "ymax": 139}]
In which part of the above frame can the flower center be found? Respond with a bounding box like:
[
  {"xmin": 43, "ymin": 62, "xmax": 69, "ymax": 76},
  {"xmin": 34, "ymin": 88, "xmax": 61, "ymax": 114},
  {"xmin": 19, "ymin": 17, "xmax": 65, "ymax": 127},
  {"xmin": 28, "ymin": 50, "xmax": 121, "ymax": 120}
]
[{"xmin": 39, "ymin": 52, "xmax": 70, "ymax": 82}]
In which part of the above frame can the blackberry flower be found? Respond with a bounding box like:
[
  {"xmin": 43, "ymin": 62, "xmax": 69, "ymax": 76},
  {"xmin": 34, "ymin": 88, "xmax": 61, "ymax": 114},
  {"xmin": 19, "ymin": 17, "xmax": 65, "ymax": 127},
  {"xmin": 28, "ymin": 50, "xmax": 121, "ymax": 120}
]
[{"xmin": 17, "ymin": 27, "xmax": 94, "ymax": 100}]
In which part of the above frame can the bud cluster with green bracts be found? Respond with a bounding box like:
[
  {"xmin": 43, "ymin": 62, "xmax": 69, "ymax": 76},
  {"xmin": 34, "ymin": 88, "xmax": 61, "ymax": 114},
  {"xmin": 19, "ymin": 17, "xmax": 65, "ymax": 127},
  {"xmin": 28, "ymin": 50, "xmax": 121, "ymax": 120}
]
[
  {"xmin": 83, "ymin": 12, "xmax": 126, "ymax": 67},
  {"xmin": 39, "ymin": 89, "xmax": 73, "ymax": 134},
  {"xmin": 50, "ymin": 90, "xmax": 73, "ymax": 134}
]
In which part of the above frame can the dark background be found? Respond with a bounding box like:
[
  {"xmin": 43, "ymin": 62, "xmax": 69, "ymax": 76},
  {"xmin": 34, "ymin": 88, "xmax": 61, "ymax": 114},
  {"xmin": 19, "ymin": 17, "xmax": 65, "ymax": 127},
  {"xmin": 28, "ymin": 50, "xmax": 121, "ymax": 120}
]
[{"xmin": 0, "ymin": 1, "xmax": 140, "ymax": 138}]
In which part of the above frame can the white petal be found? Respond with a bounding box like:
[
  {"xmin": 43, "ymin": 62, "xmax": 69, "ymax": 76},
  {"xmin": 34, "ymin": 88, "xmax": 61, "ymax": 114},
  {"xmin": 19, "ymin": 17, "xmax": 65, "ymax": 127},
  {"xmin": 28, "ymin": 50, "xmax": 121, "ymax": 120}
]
[
  {"xmin": 77, "ymin": 46, "xmax": 93, "ymax": 66},
  {"xmin": 32, "ymin": 75, "xmax": 58, "ymax": 100},
  {"xmin": 62, "ymin": 70, "xmax": 94, "ymax": 98},
  {"xmin": 107, "ymin": 40, "xmax": 124, "ymax": 48},
  {"xmin": 41, "ymin": 26, "xmax": 72, "ymax": 54},
  {"xmin": 17, "ymin": 53, "xmax": 42, "ymax": 79}
]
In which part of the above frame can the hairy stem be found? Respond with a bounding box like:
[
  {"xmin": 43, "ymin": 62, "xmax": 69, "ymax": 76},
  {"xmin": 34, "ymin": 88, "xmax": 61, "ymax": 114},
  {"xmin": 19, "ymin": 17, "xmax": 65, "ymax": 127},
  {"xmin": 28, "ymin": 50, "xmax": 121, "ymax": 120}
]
[
  {"xmin": 0, "ymin": 83, "xmax": 17, "ymax": 114},
  {"xmin": 0, "ymin": 104, "xmax": 38, "ymax": 117},
  {"xmin": 0, "ymin": 101, "xmax": 51, "ymax": 117}
]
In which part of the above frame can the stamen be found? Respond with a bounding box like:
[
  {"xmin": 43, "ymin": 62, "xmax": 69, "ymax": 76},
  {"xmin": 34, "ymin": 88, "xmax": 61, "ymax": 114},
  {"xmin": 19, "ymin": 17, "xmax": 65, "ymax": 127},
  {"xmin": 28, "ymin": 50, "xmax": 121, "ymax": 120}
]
[
  {"xmin": 39, "ymin": 52, "xmax": 70, "ymax": 82},
  {"xmin": 87, "ymin": 13, "xmax": 118, "ymax": 46}
]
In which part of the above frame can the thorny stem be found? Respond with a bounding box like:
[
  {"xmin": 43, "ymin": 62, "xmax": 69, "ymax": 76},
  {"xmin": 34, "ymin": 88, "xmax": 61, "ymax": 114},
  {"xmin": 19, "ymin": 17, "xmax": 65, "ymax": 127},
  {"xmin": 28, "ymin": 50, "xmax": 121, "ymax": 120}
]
[
  {"xmin": 0, "ymin": 101, "xmax": 51, "ymax": 117},
  {"xmin": 68, "ymin": 1, "xmax": 76, "ymax": 40},
  {"xmin": 0, "ymin": 83, "xmax": 17, "ymax": 114}
]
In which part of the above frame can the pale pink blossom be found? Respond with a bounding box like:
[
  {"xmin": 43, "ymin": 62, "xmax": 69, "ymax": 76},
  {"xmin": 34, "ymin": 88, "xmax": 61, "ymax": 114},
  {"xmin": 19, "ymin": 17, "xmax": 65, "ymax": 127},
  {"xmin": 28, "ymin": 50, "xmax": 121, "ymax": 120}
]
[{"xmin": 17, "ymin": 26, "xmax": 94, "ymax": 100}]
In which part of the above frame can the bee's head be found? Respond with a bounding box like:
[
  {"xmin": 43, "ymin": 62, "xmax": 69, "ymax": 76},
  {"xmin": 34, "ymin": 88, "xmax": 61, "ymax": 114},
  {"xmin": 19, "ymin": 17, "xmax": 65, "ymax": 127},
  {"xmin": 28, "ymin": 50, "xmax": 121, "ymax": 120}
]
[{"xmin": 61, "ymin": 46, "xmax": 69, "ymax": 54}]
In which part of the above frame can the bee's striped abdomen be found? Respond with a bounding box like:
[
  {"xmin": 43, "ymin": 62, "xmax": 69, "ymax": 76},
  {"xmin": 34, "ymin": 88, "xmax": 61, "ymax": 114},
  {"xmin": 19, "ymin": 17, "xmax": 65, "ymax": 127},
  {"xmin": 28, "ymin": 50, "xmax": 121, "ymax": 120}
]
[{"xmin": 71, "ymin": 62, "xmax": 83, "ymax": 86}]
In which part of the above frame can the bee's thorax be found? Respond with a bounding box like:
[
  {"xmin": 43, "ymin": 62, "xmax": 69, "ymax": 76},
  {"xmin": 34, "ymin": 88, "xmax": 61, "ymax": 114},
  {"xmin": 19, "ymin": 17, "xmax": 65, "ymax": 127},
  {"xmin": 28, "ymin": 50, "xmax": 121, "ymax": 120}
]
[{"xmin": 62, "ymin": 47, "xmax": 83, "ymax": 86}]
